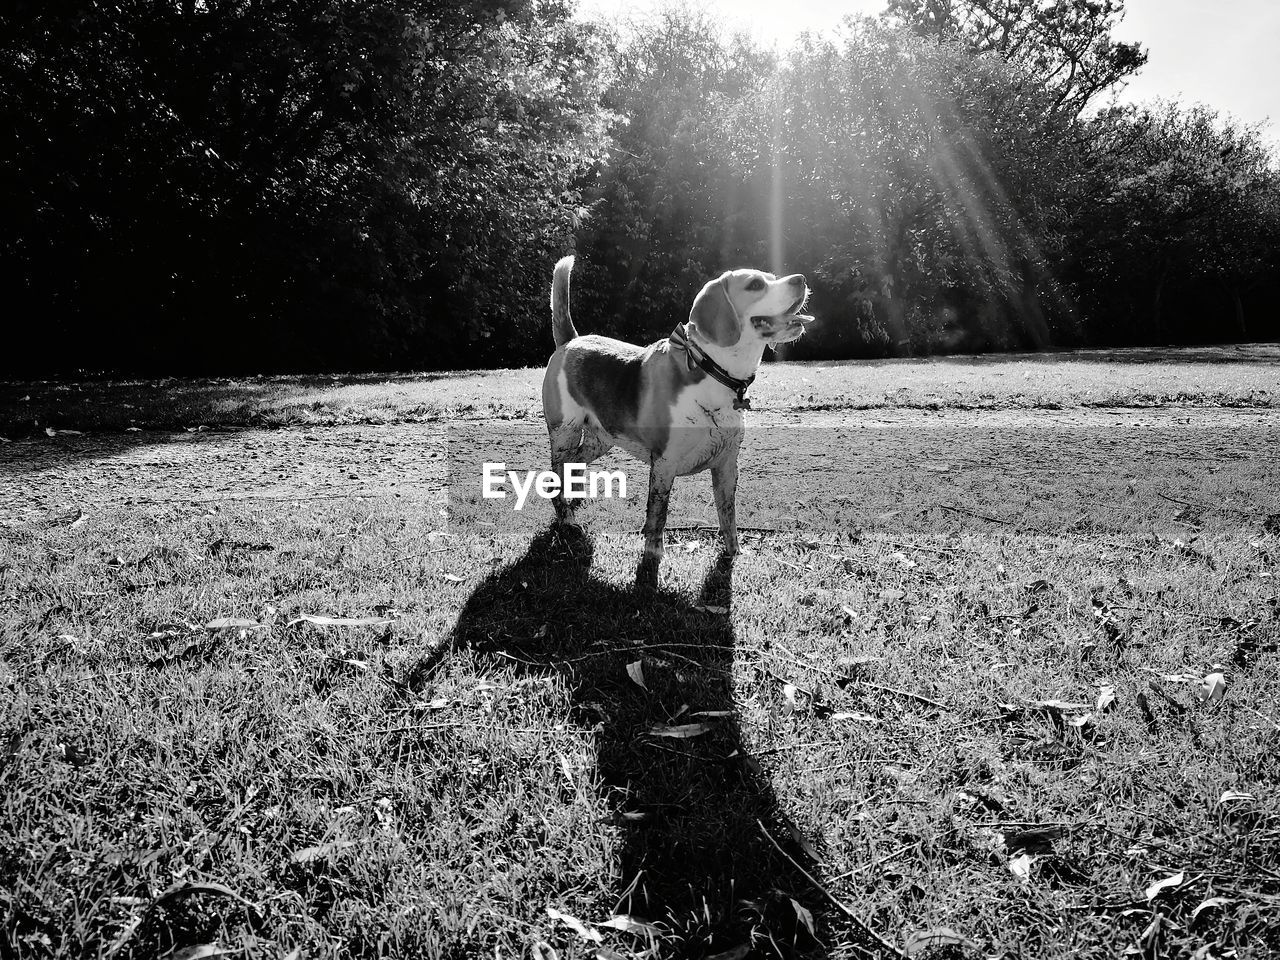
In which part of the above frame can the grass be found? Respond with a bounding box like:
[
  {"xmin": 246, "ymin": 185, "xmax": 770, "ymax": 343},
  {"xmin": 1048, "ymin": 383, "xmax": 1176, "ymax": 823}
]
[
  {"xmin": 2, "ymin": 348, "xmax": 1279, "ymax": 960},
  {"xmin": 3, "ymin": 343, "xmax": 1278, "ymax": 436}
]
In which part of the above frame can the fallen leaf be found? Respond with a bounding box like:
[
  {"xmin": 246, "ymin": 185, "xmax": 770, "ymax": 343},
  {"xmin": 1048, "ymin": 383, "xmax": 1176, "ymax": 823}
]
[
  {"xmin": 904, "ymin": 928, "xmax": 978, "ymax": 955},
  {"xmin": 625, "ymin": 661, "xmax": 647, "ymax": 691},
  {"xmin": 530, "ymin": 941, "xmax": 558, "ymax": 960},
  {"xmin": 782, "ymin": 683, "xmax": 801, "ymax": 714},
  {"xmin": 1028, "ymin": 699, "xmax": 1091, "ymax": 712},
  {"xmin": 1096, "ymin": 684, "xmax": 1117, "ymax": 712},
  {"xmin": 441, "ymin": 573, "xmax": 467, "ymax": 583},
  {"xmin": 290, "ymin": 840, "xmax": 358, "ymax": 863},
  {"xmin": 1145, "ymin": 871, "xmax": 1185, "ymax": 901},
  {"xmin": 790, "ymin": 898, "xmax": 815, "ymax": 936},
  {"xmin": 831, "ymin": 711, "xmax": 881, "ymax": 724},
  {"xmin": 287, "ymin": 614, "xmax": 393, "ymax": 628},
  {"xmin": 1008, "ymin": 853, "xmax": 1035, "ymax": 884},
  {"xmin": 170, "ymin": 946, "xmax": 235, "ymax": 960},
  {"xmin": 879, "ymin": 588, "xmax": 905, "ymax": 601},
  {"xmin": 1190, "ymin": 896, "xmax": 1236, "ymax": 923},
  {"xmin": 204, "ymin": 618, "xmax": 264, "ymax": 631},
  {"xmin": 1197, "ymin": 672, "xmax": 1226, "ymax": 704},
  {"xmin": 1066, "ymin": 712, "xmax": 1094, "ymax": 728},
  {"xmin": 647, "ymin": 722, "xmax": 714, "ymax": 739},
  {"xmin": 598, "ymin": 915, "xmax": 666, "ymax": 938},
  {"xmin": 1219, "ymin": 789, "xmax": 1256, "ymax": 805},
  {"xmin": 694, "ymin": 604, "xmax": 728, "ymax": 615},
  {"xmin": 545, "ymin": 906, "xmax": 602, "ymax": 944}
]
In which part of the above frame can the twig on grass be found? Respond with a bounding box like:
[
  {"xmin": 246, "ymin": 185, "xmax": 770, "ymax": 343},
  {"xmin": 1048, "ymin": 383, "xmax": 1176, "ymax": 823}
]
[
  {"xmin": 948, "ymin": 712, "xmax": 1015, "ymax": 730},
  {"xmin": 659, "ymin": 524, "xmax": 781, "ymax": 535},
  {"xmin": 365, "ymin": 547, "xmax": 449, "ymax": 572},
  {"xmin": 756, "ymin": 738, "xmax": 845, "ymax": 757},
  {"xmin": 66, "ymin": 667, "xmax": 147, "ymax": 684},
  {"xmin": 864, "ymin": 536, "xmax": 964, "ymax": 557},
  {"xmin": 641, "ymin": 739, "xmax": 716, "ymax": 762},
  {"xmin": 374, "ymin": 720, "xmax": 580, "ymax": 736},
  {"xmin": 938, "ymin": 503, "xmax": 1015, "ymax": 525},
  {"xmin": 540, "ymin": 642, "xmax": 734, "ymax": 665},
  {"xmin": 764, "ymin": 641, "xmax": 954, "ymax": 712},
  {"xmin": 810, "ymin": 757, "xmax": 898, "ymax": 774},
  {"xmin": 1245, "ymin": 706, "xmax": 1280, "ymax": 731},
  {"xmin": 757, "ymin": 820, "xmax": 907, "ymax": 958},
  {"xmin": 1061, "ymin": 898, "xmax": 1147, "ymax": 913},
  {"xmin": 1157, "ymin": 491, "xmax": 1262, "ymax": 517},
  {"xmin": 856, "ymin": 680, "xmax": 953, "ymax": 713}
]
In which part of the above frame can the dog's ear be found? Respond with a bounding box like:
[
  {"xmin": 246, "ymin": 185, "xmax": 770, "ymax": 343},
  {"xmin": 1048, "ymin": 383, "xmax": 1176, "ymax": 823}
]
[{"xmin": 688, "ymin": 275, "xmax": 742, "ymax": 348}]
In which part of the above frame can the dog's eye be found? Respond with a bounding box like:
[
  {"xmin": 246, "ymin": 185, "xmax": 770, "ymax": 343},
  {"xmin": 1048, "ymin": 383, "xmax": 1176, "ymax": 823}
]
[{"xmin": 745, "ymin": 278, "xmax": 766, "ymax": 292}]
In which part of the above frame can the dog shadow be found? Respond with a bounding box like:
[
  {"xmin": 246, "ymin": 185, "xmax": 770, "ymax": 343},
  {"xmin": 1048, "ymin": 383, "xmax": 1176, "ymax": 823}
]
[{"xmin": 410, "ymin": 525, "xmax": 833, "ymax": 959}]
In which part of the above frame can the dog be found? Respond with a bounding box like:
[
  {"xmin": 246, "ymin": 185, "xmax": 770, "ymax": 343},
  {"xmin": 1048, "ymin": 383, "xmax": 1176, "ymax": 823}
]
[{"xmin": 541, "ymin": 256, "xmax": 812, "ymax": 587}]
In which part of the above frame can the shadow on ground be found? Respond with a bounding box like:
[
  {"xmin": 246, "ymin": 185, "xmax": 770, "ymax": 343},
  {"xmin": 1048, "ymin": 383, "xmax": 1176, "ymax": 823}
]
[
  {"xmin": 801, "ymin": 342, "xmax": 1280, "ymax": 368},
  {"xmin": 409, "ymin": 526, "xmax": 839, "ymax": 959},
  {"xmin": 0, "ymin": 371, "xmax": 478, "ymax": 438}
]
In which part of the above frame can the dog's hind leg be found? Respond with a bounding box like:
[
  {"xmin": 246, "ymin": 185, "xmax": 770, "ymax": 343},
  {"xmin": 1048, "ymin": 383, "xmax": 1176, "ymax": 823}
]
[
  {"xmin": 548, "ymin": 421, "xmax": 586, "ymax": 525},
  {"xmin": 636, "ymin": 464, "xmax": 675, "ymax": 590},
  {"xmin": 711, "ymin": 457, "xmax": 740, "ymax": 556}
]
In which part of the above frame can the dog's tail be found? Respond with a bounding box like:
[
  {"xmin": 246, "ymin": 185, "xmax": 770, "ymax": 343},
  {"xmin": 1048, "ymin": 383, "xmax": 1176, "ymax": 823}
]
[{"xmin": 551, "ymin": 255, "xmax": 579, "ymax": 348}]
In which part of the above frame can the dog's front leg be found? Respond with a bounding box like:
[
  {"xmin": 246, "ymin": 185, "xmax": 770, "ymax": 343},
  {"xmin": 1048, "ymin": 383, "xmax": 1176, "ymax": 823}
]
[
  {"xmin": 711, "ymin": 458, "xmax": 740, "ymax": 555},
  {"xmin": 636, "ymin": 465, "xmax": 675, "ymax": 589}
]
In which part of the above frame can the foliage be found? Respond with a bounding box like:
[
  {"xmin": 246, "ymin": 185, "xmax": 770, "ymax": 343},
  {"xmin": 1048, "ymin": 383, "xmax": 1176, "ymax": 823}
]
[
  {"xmin": 883, "ymin": 0, "xmax": 1148, "ymax": 116},
  {"xmin": 0, "ymin": 0, "xmax": 609, "ymax": 373},
  {"xmin": 571, "ymin": 5, "xmax": 776, "ymax": 345},
  {"xmin": 1066, "ymin": 103, "xmax": 1280, "ymax": 344},
  {"xmin": 0, "ymin": 0, "xmax": 1277, "ymax": 372},
  {"xmin": 726, "ymin": 22, "xmax": 1084, "ymax": 357}
]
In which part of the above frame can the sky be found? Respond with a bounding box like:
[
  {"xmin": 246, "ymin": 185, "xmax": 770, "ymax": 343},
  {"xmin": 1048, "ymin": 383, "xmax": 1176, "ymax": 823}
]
[{"xmin": 575, "ymin": 0, "xmax": 1280, "ymax": 142}]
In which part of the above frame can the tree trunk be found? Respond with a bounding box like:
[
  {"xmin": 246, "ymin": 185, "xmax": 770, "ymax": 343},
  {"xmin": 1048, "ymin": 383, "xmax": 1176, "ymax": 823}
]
[
  {"xmin": 1232, "ymin": 285, "xmax": 1246, "ymax": 339},
  {"xmin": 1151, "ymin": 263, "xmax": 1169, "ymax": 340}
]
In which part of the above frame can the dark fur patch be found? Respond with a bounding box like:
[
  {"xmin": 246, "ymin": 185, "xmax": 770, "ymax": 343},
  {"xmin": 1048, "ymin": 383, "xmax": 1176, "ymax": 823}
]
[{"xmin": 565, "ymin": 337, "xmax": 644, "ymax": 438}]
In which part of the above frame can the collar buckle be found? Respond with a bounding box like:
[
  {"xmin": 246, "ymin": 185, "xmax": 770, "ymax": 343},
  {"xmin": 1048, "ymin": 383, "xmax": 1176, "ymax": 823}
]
[{"xmin": 669, "ymin": 323, "xmax": 755, "ymax": 409}]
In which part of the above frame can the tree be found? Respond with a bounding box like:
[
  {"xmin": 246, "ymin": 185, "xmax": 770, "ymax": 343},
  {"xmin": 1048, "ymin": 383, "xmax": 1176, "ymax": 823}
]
[
  {"xmin": 719, "ymin": 20, "xmax": 1082, "ymax": 356},
  {"xmin": 883, "ymin": 0, "xmax": 1146, "ymax": 116},
  {"xmin": 1066, "ymin": 103, "xmax": 1280, "ymax": 343},
  {"xmin": 571, "ymin": 5, "xmax": 775, "ymax": 345},
  {"xmin": 0, "ymin": 0, "xmax": 610, "ymax": 373}
]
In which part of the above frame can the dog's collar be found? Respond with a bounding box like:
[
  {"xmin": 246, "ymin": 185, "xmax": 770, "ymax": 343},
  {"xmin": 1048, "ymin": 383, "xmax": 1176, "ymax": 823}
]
[{"xmin": 668, "ymin": 322, "xmax": 755, "ymax": 410}]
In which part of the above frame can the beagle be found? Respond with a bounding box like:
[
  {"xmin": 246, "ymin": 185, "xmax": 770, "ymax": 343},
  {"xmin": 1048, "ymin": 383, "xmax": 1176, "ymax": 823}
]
[{"xmin": 541, "ymin": 255, "xmax": 811, "ymax": 587}]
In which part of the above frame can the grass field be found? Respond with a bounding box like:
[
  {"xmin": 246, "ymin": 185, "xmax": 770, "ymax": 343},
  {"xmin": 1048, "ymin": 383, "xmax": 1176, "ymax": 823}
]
[{"xmin": 2, "ymin": 347, "xmax": 1279, "ymax": 960}]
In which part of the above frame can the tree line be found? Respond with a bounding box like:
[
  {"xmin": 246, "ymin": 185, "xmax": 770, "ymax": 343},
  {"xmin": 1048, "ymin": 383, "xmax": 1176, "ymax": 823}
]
[{"xmin": 3, "ymin": 0, "xmax": 1277, "ymax": 374}]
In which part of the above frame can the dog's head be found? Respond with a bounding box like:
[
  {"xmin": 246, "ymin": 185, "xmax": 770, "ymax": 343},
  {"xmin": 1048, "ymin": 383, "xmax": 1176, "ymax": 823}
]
[{"xmin": 688, "ymin": 269, "xmax": 812, "ymax": 348}]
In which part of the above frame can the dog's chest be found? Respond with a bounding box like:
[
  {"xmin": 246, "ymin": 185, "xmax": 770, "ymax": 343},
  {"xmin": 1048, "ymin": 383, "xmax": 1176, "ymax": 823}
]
[{"xmin": 663, "ymin": 379, "xmax": 743, "ymax": 474}]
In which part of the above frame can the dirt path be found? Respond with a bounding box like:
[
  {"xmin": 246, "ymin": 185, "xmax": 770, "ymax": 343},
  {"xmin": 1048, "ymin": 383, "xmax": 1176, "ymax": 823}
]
[{"xmin": 4, "ymin": 407, "xmax": 1276, "ymax": 535}]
